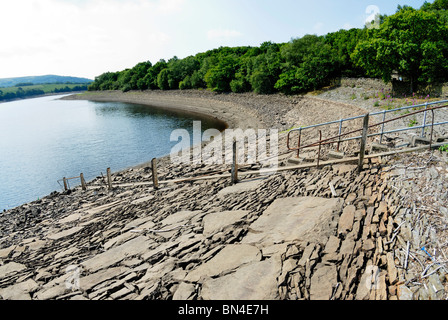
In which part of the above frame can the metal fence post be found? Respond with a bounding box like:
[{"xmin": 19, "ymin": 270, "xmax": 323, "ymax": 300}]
[
  {"xmin": 358, "ymin": 114, "xmax": 370, "ymax": 172},
  {"xmin": 422, "ymin": 102, "xmax": 428, "ymax": 137}
]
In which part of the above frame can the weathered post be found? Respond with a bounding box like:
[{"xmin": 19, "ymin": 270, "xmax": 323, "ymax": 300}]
[
  {"xmin": 63, "ymin": 177, "xmax": 68, "ymax": 191},
  {"xmin": 358, "ymin": 114, "xmax": 370, "ymax": 172},
  {"xmin": 80, "ymin": 173, "xmax": 87, "ymax": 191},
  {"xmin": 107, "ymin": 168, "xmax": 112, "ymax": 190},
  {"xmin": 151, "ymin": 158, "xmax": 159, "ymax": 190},
  {"xmin": 231, "ymin": 141, "xmax": 239, "ymax": 184},
  {"xmin": 317, "ymin": 130, "xmax": 322, "ymax": 169}
]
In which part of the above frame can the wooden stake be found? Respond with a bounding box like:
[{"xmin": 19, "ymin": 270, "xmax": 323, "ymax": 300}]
[
  {"xmin": 63, "ymin": 177, "xmax": 68, "ymax": 191},
  {"xmin": 358, "ymin": 114, "xmax": 370, "ymax": 172},
  {"xmin": 107, "ymin": 168, "xmax": 112, "ymax": 190},
  {"xmin": 231, "ymin": 141, "xmax": 239, "ymax": 184},
  {"xmin": 151, "ymin": 158, "xmax": 159, "ymax": 190},
  {"xmin": 80, "ymin": 173, "xmax": 87, "ymax": 191}
]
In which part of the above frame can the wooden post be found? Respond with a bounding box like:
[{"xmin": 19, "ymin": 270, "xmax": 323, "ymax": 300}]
[
  {"xmin": 80, "ymin": 173, "xmax": 87, "ymax": 191},
  {"xmin": 358, "ymin": 114, "xmax": 370, "ymax": 172},
  {"xmin": 107, "ymin": 168, "xmax": 112, "ymax": 190},
  {"xmin": 231, "ymin": 141, "xmax": 239, "ymax": 184},
  {"xmin": 63, "ymin": 177, "xmax": 68, "ymax": 191},
  {"xmin": 317, "ymin": 130, "xmax": 322, "ymax": 169},
  {"xmin": 151, "ymin": 158, "xmax": 159, "ymax": 190}
]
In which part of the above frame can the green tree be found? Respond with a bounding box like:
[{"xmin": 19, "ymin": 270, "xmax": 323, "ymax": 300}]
[
  {"xmin": 275, "ymin": 35, "xmax": 339, "ymax": 94},
  {"xmin": 157, "ymin": 68, "xmax": 171, "ymax": 90},
  {"xmin": 204, "ymin": 55, "xmax": 240, "ymax": 92},
  {"xmin": 352, "ymin": 7, "xmax": 448, "ymax": 92}
]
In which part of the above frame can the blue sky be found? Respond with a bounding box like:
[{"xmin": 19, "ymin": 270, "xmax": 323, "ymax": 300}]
[{"xmin": 0, "ymin": 0, "xmax": 430, "ymax": 80}]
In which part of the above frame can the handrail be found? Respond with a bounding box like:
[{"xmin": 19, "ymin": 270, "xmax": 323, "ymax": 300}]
[{"xmin": 287, "ymin": 100, "xmax": 448, "ymax": 157}]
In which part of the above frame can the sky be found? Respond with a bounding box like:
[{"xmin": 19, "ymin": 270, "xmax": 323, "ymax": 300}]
[{"xmin": 0, "ymin": 0, "xmax": 430, "ymax": 80}]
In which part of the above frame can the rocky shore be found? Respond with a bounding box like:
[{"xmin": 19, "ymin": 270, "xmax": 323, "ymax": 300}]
[{"xmin": 1, "ymin": 86, "xmax": 447, "ymax": 300}]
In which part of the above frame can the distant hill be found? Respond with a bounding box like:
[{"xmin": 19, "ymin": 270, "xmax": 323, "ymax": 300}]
[{"xmin": 0, "ymin": 75, "xmax": 93, "ymax": 88}]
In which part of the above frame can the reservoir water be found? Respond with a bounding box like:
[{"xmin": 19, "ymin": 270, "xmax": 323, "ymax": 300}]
[{"xmin": 0, "ymin": 94, "xmax": 225, "ymax": 211}]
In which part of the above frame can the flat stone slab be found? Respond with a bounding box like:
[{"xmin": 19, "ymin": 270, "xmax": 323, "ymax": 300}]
[
  {"xmin": 185, "ymin": 244, "xmax": 261, "ymax": 282},
  {"xmin": 81, "ymin": 236, "xmax": 152, "ymax": 272},
  {"xmin": 217, "ymin": 178, "xmax": 266, "ymax": 197},
  {"xmin": 242, "ymin": 197, "xmax": 343, "ymax": 247},
  {"xmin": 131, "ymin": 195, "xmax": 154, "ymax": 205},
  {"xmin": 0, "ymin": 262, "xmax": 26, "ymax": 279},
  {"xmin": 202, "ymin": 210, "xmax": 249, "ymax": 236},
  {"xmin": 160, "ymin": 211, "xmax": 203, "ymax": 226},
  {"xmin": 47, "ymin": 226, "xmax": 84, "ymax": 241},
  {"xmin": 0, "ymin": 278, "xmax": 39, "ymax": 300},
  {"xmin": 310, "ymin": 264, "xmax": 338, "ymax": 300},
  {"xmin": 200, "ymin": 255, "xmax": 281, "ymax": 300}
]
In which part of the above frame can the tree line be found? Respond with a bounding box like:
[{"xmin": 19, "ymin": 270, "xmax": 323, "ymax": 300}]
[
  {"xmin": 89, "ymin": 1, "xmax": 448, "ymax": 95},
  {"xmin": 0, "ymin": 85, "xmax": 89, "ymax": 102}
]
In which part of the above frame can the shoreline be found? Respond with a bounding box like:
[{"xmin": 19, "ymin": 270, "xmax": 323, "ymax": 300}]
[{"xmin": 60, "ymin": 89, "xmax": 369, "ymax": 171}]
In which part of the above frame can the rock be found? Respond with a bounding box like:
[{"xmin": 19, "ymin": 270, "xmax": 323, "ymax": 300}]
[
  {"xmin": 131, "ymin": 195, "xmax": 154, "ymax": 205},
  {"xmin": 242, "ymin": 197, "xmax": 343, "ymax": 247},
  {"xmin": 172, "ymin": 282, "xmax": 196, "ymax": 300},
  {"xmin": 386, "ymin": 252, "xmax": 398, "ymax": 285},
  {"xmin": 0, "ymin": 262, "xmax": 26, "ymax": 278},
  {"xmin": 217, "ymin": 178, "xmax": 266, "ymax": 197},
  {"xmin": 202, "ymin": 210, "xmax": 249, "ymax": 236},
  {"xmin": 81, "ymin": 236, "xmax": 152, "ymax": 272},
  {"xmin": 0, "ymin": 278, "xmax": 38, "ymax": 300},
  {"xmin": 185, "ymin": 244, "xmax": 261, "ymax": 282},
  {"xmin": 47, "ymin": 226, "xmax": 83, "ymax": 241},
  {"xmin": 161, "ymin": 210, "xmax": 203, "ymax": 226},
  {"xmin": 310, "ymin": 264, "xmax": 338, "ymax": 300},
  {"xmin": 323, "ymin": 236, "xmax": 340, "ymax": 255},
  {"xmin": 338, "ymin": 205, "xmax": 356, "ymax": 237},
  {"xmin": 200, "ymin": 256, "xmax": 281, "ymax": 300},
  {"xmin": 80, "ymin": 266, "xmax": 130, "ymax": 292},
  {"xmin": 362, "ymin": 238, "xmax": 375, "ymax": 252},
  {"xmin": 398, "ymin": 285, "xmax": 414, "ymax": 300},
  {"xmin": 328, "ymin": 151, "xmax": 344, "ymax": 160}
]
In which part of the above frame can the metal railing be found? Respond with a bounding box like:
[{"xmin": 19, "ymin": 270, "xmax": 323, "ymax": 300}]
[{"xmin": 287, "ymin": 100, "xmax": 448, "ymax": 158}]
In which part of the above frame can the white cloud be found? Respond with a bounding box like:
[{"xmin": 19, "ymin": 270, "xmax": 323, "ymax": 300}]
[
  {"xmin": 157, "ymin": 0, "xmax": 185, "ymax": 14},
  {"xmin": 207, "ymin": 28, "xmax": 243, "ymax": 40}
]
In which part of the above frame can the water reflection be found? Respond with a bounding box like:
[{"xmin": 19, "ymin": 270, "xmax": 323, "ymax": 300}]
[{"xmin": 0, "ymin": 95, "xmax": 226, "ymax": 211}]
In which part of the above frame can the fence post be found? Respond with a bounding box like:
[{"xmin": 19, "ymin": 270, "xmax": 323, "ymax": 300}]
[
  {"xmin": 63, "ymin": 177, "xmax": 68, "ymax": 191},
  {"xmin": 379, "ymin": 110, "xmax": 387, "ymax": 144},
  {"xmin": 151, "ymin": 158, "xmax": 159, "ymax": 190},
  {"xmin": 358, "ymin": 114, "xmax": 370, "ymax": 172},
  {"xmin": 80, "ymin": 173, "xmax": 87, "ymax": 191},
  {"xmin": 317, "ymin": 130, "xmax": 322, "ymax": 169},
  {"xmin": 422, "ymin": 102, "xmax": 428, "ymax": 137},
  {"xmin": 231, "ymin": 141, "xmax": 239, "ymax": 184},
  {"xmin": 337, "ymin": 119, "xmax": 343, "ymax": 152},
  {"xmin": 107, "ymin": 168, "xmax": 112, "ymax": 190}
]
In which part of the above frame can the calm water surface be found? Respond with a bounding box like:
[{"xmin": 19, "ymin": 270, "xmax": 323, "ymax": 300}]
[{"xmin": 0, "ymin": 94, "xmax": 225, "ymax": 211}]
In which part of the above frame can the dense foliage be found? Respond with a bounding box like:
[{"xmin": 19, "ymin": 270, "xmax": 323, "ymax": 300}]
[
  {"xmin": 89, "ymin": 1, "xmax": 448, "ymax": 95},
  {"xmin": 0, "ymin": 84, "xmax": 89, "ymax": 101}
]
